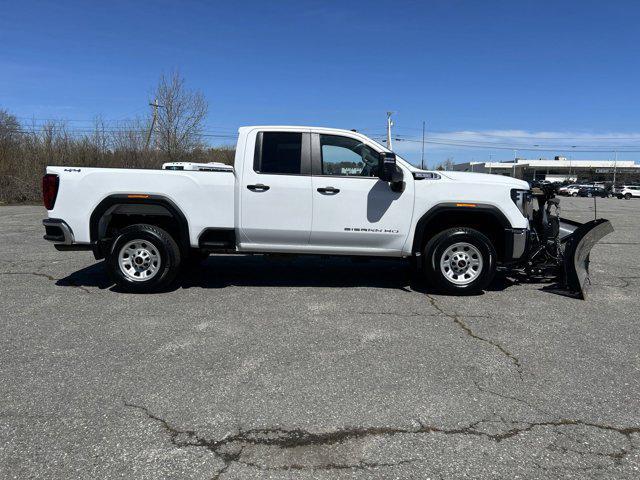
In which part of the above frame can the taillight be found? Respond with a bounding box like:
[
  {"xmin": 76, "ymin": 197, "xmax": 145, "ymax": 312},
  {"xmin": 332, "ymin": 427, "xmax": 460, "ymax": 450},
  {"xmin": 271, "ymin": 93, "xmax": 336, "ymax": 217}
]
[{"xmin": 42, "ymin": 174, "xmax": 59, "ymax": 210}]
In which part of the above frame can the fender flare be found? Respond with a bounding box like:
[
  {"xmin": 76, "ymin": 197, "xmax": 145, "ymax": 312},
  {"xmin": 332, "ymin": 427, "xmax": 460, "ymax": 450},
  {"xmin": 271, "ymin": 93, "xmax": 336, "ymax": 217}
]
[
  {"xmin": 411, "ymin": 203, "xmax": 511, "ymax": 254},
  {"xmin": 89, "ymin": 194, "xmax": 190, "ymax": 254}
]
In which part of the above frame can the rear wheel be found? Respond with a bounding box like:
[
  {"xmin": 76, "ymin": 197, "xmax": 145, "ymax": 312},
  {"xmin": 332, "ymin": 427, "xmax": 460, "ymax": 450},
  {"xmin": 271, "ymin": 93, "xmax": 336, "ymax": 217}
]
[
  {"xmin": 106, "ymin": 224, "xmax": 181, "ymax": 292},
  {"xmin": 572, "ymin": 192, "xmax": 578, "ymax": 197},
  {"xmin": 423, "ymin": 227, "xmax": 496, "ymax": 295},
  {"xmin": 625, "ymin": 193, "xmax": 632, "ymax": 200}
]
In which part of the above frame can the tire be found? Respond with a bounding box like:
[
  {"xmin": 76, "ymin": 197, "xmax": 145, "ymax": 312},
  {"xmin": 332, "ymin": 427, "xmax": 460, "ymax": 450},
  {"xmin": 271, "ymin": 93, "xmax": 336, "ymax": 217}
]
[
  {"xmin": 423, "ymin": 227, "xmax": 496, "ymax": 295},
  {"xmin": 625, "ymin": 193, "xmax": 632, "ymax": 200},
  {"xmin": 571, "ymin": 192, "xmax": 578, "ymax": 197},
  {"xmin": 106, "ymin": 224, "xmax": 181, "ymax": 293}
]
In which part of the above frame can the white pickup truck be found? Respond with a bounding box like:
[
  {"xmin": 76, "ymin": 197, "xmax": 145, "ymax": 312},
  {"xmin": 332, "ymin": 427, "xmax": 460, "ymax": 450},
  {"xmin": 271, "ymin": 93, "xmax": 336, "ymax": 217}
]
[{"xmin": 42, "ymin": 126, "xmax": 612, "ymax": 297}]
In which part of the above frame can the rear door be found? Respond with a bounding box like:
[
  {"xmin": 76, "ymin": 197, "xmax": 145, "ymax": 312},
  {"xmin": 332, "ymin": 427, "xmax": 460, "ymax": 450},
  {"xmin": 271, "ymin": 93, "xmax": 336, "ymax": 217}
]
[
  {"xmin": 309, "ymin": 132, "xmax": 413, "ymax": 254},
  {"xmin": 239, "ymin": 130, "xmax": 312, "ymax": 246}
]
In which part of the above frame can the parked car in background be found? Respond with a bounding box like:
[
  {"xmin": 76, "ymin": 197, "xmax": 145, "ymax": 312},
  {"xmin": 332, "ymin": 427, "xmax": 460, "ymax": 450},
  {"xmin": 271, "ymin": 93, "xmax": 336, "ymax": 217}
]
[
  {"xmin": 577, "ymin": 186, "xmax": 608, "ymax": 198},
  {"xmin": 615, "ymin": 185, "xmax": 640, "ymax": 199},
  {"xmin": 557, "ymin": 184, "xmax": 573, "ymax": 196},
  {"xmin": 559, "ymin": 184, "xmax": 586, "ymax": 196},
  {"xmin": 530, "ymin": 180, "xmax": 551, "ymax": 188},
  {"xmin": 530, "ymin": 180, "xmax": 564, "ymax": 193}
]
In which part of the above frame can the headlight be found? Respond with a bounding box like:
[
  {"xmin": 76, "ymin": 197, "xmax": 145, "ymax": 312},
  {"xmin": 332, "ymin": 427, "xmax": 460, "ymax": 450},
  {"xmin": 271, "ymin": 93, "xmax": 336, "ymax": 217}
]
[{"xmin": 511, "ymin": 189, "xmax": 533, "ymax": 219}]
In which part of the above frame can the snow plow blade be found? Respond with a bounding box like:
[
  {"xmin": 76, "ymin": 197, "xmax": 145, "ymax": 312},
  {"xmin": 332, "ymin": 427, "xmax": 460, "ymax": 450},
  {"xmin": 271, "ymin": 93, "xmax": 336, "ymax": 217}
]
[{"xmin": 560, "ymin": 218, "xmax": 614, "ymax": 299}]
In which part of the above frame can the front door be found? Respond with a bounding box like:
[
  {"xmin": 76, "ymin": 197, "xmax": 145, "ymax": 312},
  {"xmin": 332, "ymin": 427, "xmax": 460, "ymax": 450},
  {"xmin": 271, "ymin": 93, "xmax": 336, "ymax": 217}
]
[
  {"xmin": 309, "ymin": 133, "xmax": 414, "ymax": 254},
  {"xmin": 240, "ymin": 130, "xmax": 312, "ymax": 246}
]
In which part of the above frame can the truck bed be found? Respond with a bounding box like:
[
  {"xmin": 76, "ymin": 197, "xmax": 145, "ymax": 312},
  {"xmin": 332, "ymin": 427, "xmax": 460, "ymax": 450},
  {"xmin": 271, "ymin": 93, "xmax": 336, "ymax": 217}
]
[{"xmin": 46, "ymin": 166, "xmax": 235, "ymax": 246}]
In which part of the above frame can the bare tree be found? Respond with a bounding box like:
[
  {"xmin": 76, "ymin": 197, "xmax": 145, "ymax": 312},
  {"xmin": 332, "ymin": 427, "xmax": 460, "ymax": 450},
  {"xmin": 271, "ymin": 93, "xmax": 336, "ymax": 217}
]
[
  {"xmin": 207, "ymin": 145, "xmax": 235, "ymax": 165},
  {"xmin": 0, "ymin": 109, "xmax": 21, "ymax": 144},
  {"xmin": 153, "ymin": 71, "xmax": 208, "ymax": 160},
  {"xmin": 111, "ymin": 118, "xmax": 148, "ymax": 152},
  {"xmin": 436, "ymin": 157, "xmax": 455, "ymax": 171}
]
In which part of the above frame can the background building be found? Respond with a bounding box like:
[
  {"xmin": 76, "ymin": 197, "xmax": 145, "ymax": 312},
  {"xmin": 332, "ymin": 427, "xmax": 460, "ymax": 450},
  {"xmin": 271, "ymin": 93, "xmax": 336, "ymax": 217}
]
[{"xmin": 452, "ymin": 156, "xmax": 640, "ymax": 183}]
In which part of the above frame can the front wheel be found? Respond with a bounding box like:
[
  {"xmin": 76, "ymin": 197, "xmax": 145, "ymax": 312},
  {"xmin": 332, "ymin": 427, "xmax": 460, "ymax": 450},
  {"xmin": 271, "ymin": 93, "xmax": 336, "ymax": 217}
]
[
  {"xmin": 423, "ymin": 227, "xmax": 496, "ymax": 295},
  {"xmin": 106, "ymin": 224, "xmax": 181, "ymax": 292},
  {"xmin": 625, "ymin": 193, "xmax": 632, "ymax": 200}
]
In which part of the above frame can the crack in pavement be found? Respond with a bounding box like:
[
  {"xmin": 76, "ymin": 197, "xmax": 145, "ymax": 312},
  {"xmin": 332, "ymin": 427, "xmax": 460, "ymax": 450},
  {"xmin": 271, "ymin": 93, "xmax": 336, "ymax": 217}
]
[
  {"xmin": 592, "ymin": 275, "xmax": 640, "ymax": 289},
  {"xmin": 124, "ymin": 402, "xmax": 640, "ymax": 478},
  {"xmin": 124, "ymin": 402, "xmax": 416, "ymax": 478},
  {"xmin": 473, "ymin": 380, "xmax": 550, "ymax": 416},
  {"xmin": 599, "ymin": 242, "xmax": 640, "ymax": 245},
  {"xmin": 425, "ymin": 294, "xmax": 524, "ymax": 380},
  {"xmin": 358, "ymin": 311, "xmax": 490, "ymax": 319},
  {"xmin": 0, "ymin": 271, "xmax": 91, "ymax": 293},
  {"xmin": 547, "ymin": 442, "xmax": 629, "ymax": 465}
]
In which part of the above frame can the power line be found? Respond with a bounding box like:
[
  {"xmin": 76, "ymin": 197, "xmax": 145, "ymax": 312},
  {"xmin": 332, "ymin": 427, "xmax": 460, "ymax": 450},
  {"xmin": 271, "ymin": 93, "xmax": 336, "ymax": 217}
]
[
  {"xmin": 392, "ymin": 137, "xmax": 640, "ymax": 152},
  {"xmin": 4, "ymin": 126, "xmax": 238, "ymax": 138},
  {"xmin": 389, "ymin": 133, "xmax": 640, "ymax": 150},
  {"xmin": 390, "ymin": 126, "xmax": 640, "ymax": 140},
  {"xmin": 5, "ymin": 125, "xmax": 640, "ymax": 152},
  {"xmin": 10, "ymin": 115, "xmax": 640, "ymax": 142}
]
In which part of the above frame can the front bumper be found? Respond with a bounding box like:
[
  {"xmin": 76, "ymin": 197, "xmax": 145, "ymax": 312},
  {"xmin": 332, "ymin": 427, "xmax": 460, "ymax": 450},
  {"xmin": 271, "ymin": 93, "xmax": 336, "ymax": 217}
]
[{"xmin": 504, "ymin": 227, "xmax": 528, "ymax": 263}]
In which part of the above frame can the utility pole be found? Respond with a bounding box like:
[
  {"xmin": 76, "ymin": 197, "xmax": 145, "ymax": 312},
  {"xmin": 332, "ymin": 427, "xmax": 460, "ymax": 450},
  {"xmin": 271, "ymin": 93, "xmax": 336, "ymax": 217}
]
[
  {"xmin": 513, "ymin": 149, "xmax": 518, "ymax": 178},
  {"xmin": 386, "ymin": 112, "xmax": 394, "ymax": 150},
  {"xmin": 613, "ymin": 150, "xmax": 618, "ymax": 186},
  {"xmin": 145, "ymin": 99, "xmax": 161, "ymax": 150},
  {"xmin": 488, "ymin": 154, "xmax": 493, "ymax": 174},
  {"xmin": 421, "ymin": 121, "xmax": 426, "ymax": 169},
  {"xmin": 568, "ymin": 145, "xmax": 576, "ymax": 180}
]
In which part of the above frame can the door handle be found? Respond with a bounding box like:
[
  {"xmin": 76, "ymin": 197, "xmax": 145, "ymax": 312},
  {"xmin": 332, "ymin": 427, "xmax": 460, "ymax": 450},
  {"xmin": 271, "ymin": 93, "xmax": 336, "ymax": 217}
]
[
  {"xmin": 247, "ymin": 184, "xmax": 270, "ymax": 192},
  {"xmin": 317, "ymin": 186, "xmax": 340, "ymax": 194}
]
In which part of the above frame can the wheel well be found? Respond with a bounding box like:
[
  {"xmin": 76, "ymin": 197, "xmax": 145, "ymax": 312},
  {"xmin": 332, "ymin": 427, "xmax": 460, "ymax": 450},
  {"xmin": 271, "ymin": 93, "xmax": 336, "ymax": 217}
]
[
  {"xmin": 90, "ymin": 196, "xmax": 190, "ymax": 258},
  {"xmin": 413, "ymin": 207, "xmax": 508, "ymax": 260}
]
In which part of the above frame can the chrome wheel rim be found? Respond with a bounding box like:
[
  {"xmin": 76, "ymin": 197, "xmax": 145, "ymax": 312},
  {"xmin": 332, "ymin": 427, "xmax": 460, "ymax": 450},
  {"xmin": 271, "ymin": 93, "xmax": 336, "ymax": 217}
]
[
  {"xmin": 118, "ymin": 239, "xmax": 161, "ymax": 282},
  {"xmin": 439, "ymin": 242, "xmax": 483, "ymax": 285}
]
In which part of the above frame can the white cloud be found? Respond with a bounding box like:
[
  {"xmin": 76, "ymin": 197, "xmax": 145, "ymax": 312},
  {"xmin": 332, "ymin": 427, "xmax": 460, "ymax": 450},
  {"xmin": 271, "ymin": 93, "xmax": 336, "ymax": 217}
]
[{"xmin": 385, "ymin": 129, "xmax": 640, "ymax": 166}]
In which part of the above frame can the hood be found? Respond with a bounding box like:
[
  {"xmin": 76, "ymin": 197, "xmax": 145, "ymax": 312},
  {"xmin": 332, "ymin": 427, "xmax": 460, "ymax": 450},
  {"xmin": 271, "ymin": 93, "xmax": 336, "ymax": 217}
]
[{"xmin": 434, "ymin": 170, "xmax": 530, "ymax": 189}]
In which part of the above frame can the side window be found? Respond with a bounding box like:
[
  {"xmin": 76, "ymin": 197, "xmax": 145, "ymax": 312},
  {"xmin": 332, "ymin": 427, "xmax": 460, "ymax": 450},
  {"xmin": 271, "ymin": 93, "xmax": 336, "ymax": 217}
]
[
  {"xmin": 255, "ymin": 132, "xmax": 302, "ymax": 174},
  {"xmin": 319, "ymin": 134, "xmax": 380, "ymax": 177}
]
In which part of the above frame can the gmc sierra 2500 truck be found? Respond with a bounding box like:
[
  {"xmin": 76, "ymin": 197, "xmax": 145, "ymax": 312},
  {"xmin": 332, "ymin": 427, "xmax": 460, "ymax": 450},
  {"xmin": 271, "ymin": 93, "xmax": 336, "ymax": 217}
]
[{"xmin": 42, "ymin": 126, "xmax": 613, "ymax": 297}]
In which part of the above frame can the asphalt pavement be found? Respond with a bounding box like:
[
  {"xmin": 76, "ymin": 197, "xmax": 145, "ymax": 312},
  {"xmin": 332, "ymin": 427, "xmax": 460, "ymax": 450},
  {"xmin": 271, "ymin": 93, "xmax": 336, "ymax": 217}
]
[{"xmin": 1, "ymin": 197, "xmax": 639, "ymax": 479}]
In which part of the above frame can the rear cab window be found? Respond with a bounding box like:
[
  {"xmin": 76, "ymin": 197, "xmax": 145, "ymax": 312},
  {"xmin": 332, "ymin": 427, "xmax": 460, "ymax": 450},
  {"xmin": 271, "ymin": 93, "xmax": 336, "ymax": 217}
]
[{"xmin": 254, "ymin": 132, "xmax": 310, "ymax": 175}]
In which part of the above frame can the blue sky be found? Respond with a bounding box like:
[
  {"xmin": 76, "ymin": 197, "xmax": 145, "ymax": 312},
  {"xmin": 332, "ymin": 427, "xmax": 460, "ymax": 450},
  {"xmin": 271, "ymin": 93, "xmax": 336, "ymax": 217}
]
[{"xmin": 1, "ymin": 0, "xmax": 639, "ymax": 166}]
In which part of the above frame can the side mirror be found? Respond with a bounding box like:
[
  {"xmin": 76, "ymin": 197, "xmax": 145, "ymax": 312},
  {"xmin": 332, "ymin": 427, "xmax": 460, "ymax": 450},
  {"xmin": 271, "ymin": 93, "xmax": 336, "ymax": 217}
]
[{"xmin": 378, "ymin": 152, "xmax": 404, "ymax": 188}]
